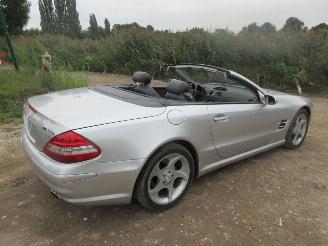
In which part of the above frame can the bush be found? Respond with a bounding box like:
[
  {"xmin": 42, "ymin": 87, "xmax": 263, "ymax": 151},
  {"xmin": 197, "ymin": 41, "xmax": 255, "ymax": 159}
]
[{"xmin": 8, "ymin": 27, "xmax": 328, "ymax": 88}]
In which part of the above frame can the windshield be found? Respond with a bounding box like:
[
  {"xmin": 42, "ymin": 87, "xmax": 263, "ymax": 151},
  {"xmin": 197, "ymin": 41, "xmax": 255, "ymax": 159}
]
[
  {"xmin": 161, "ymin": 66, "xmax": 246, "ymax": 89},
  {"xmin": 174, "ymin": 67, "xmax": 226, "ymax": 83}
]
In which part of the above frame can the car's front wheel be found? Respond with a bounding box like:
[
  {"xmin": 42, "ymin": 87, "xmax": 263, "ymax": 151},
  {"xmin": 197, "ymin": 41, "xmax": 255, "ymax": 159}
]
[
  {"xmin": 285, "ymin": 109, "xmax": 309, "ymax": 149},
  {"xmin": 134, "ymin": 143, "xmax": 194, "ymax": 211}
]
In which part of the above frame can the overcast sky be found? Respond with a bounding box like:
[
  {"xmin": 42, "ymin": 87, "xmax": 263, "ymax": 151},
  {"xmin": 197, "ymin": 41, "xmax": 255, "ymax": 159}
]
[{"xmin": 28, "ymin": 0, "xmax": 327, "ymax": 31}]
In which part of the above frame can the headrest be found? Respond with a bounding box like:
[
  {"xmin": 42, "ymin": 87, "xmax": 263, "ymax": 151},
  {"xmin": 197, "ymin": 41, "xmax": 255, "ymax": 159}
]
[
  {"xmin": 166, "ymin": 79, "xmax": 190, "ymax": 94},
  {"xmin": 132, "ymin": 71, "xmax": 151, "ymax": 85}
]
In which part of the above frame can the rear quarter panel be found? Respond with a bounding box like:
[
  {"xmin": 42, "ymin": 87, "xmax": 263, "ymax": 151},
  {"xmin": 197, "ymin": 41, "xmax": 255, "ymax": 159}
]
[{"xmin": 75, "ymin": 105, "xmax": 218, "ymax": 170}]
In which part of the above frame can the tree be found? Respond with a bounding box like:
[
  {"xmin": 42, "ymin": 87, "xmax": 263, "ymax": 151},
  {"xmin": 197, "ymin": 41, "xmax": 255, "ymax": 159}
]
[
  {"xmin": 188, "ymin": 27, "xmax": 206, "ymax": 34},
  {"xmin": 146, "ymin": 25, "xmax": 154, "ymax": 32},
  {"xmin": 241, "ymin": 22, "xmax": 260, "ymax": 33},
  {"xmin": 104, "ymin": 18, "xmax": 110, "ymax": 36},
  {"xmin": 311, "ymin": 23, "xmax": 328, "ymax": 32},
  {"xmin": 112, "ymin": 22, "xmax": 144, "ymax": 33},
  {"xmin": 39, "ymin": 0, "xmax": 56, "ymax": 34},
  {"xmin": 40, "ymin": 0, "xmax": 81, "ymax": 37},
  {"xmin": 282, "ymin": 17, "xmax": 305, "ymax": 32},
  {"xmin": 214, "ymin": 28, "xmax": 231, "ymax": 35},
  {"xmin": 0, "ymin": 0, "xmax": 30, "ymax": 34},
  {"xmin": 260, "ymin": 22, "xmax": 276, "ymax": 33},
  {"xmin": 89, "ymin": 14, "xmax": 99, "ymax": 38},
  {"xmin": 310, "ymin": 23, "xmax": 328, "ymax": 38},
  {"xmin": 53, "ymin": 0, "xmax": 65, "ymax": 33},
  {"xmin": 65, "ymin": 0, "xmax": 81, "ymax": 37},
  {"xmin": 241, "ymin": 22, "xmax": 276, "ymax": 34}
]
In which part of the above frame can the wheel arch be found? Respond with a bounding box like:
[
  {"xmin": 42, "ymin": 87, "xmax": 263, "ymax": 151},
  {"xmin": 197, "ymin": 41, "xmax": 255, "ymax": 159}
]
[
  {"xmin": 132, "ymin": 139, "xmax": 199, "ymax": 199},
  {"xmin": 287, "ymin": 105, "xmax": 311, "ymax": 133},
  {"xmin": 144, "ymin": 139, "xmax": 199, "ymax": 178},
  {"xmin": 174, "ymin": 140, "xmax": 199, "ymax": 178},
  {"xmin": 301, "ymin": 105, "xmax": 311, "ymax": 118}
]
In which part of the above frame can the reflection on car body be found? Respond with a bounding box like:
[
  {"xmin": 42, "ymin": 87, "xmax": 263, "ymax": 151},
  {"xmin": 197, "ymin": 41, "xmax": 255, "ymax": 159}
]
[{"xmin": 22, "ymin": 64, "xmax": 312, "ymax": 210}]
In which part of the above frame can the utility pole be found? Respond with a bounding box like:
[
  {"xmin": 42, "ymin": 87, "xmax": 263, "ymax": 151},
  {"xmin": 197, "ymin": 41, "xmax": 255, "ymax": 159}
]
[{"xmin": 0, "ymin": 6, "xmax": 19, "ymax": 71}]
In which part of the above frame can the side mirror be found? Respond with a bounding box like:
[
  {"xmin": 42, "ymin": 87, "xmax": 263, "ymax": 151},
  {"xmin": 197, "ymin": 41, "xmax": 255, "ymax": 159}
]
[
  {"xmin": 258, "ymin": 91, "xmax": 277, "ymax": 105},
  {"xmin": 266, "ymin": 95, "xmax": 277, "ymax": 105},
  {"xmin": 258, "ymin": 91, "xmax": 266, "ymax": 104}
]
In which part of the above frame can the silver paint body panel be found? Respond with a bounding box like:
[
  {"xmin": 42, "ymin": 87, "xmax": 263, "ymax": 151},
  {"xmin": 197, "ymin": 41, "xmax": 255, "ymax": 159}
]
[{"xmin": 21, "ymin": 71, "xmax": 312, "ymax": 205}]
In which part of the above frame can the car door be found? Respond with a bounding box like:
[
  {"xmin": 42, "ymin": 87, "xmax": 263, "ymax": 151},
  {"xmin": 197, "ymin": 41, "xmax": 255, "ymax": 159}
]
[
  {"xmin": 206, "ymin": 74, "xmax": 288, "ymax": 159},
  {"xmin": 167, "ymin": 64, "xmax": 288, "ymax": 160},
  {"xmin": 208, "ymin": 103, "xmax": 282, "ymax": 159}
]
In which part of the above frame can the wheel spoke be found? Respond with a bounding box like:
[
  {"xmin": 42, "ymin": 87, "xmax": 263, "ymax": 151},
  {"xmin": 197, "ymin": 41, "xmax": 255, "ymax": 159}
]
[
  {"xmin": 167, "ymin": 182, "xmax": 175, "ymax": 201},
  {"xmin": 167, "ymin": 155, "xmax": 182, "ymax": 170},
  {"xmin": 292, "ymin": 133, "xmax": 299, "ymax": 144},
  {"xmin": 299, "ymin": 119, "xmax": 307, "ymax": 126},
  {"xmin": 154, "ymin": 164, "xmax": 165, "ymax": 176},
  {"xmin": 149, "ymin": 183, "xmax": 165, "ymax": 196},
  {"xmin": 174, "ymin": 170, "xmax": 189, "ymax": 180},
  {"xmin": 300, "ymin": 123, "xmax": 307, "ymax": 138}
]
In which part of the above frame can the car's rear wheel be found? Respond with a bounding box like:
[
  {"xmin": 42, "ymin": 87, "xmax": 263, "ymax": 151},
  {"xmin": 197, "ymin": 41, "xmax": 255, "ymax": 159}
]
[
  {"xmin": 285, "ymin": 109, "xmax": 309, "ymax": 149},
  {"xmin": 134, "ymin": 143, "xmax": 194, "ymax": 211}
]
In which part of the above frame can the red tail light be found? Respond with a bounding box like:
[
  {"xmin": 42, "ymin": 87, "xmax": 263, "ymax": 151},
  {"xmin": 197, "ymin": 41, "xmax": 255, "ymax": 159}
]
[
  {"xmin": 43, "ymin": 131, "xmax": 101, "ymax": 163},
  {"xmin": 28, "ymin": 103, "xmax": 37, "ymax": 113}
]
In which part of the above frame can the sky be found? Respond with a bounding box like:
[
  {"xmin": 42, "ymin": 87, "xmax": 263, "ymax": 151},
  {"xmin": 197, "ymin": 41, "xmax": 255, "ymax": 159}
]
[{"xmin": 28, "ymin": 0, "xmax": 328, "ymax": 32}]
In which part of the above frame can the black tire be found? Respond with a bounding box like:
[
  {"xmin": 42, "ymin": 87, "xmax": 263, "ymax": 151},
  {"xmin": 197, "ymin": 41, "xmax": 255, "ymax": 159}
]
[
  {"xmin": 134, "ymin": 143, "xmax": 194, "ymax": 211},
  {"xmin": 285, "ymin": 109, "xmax": 309, "ymax": 149}
]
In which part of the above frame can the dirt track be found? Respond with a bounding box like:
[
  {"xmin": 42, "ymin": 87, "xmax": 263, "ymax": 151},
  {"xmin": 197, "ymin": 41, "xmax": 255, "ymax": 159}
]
[{"xmin": 0, "ymin": 74, "xmax": 328, "ymax": 245}]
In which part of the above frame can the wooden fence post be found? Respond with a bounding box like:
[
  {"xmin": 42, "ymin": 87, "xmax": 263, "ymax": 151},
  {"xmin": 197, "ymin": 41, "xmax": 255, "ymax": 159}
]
[{"xmin": 42, "ymin": 51, "xmax": 52, "ymax": 73}]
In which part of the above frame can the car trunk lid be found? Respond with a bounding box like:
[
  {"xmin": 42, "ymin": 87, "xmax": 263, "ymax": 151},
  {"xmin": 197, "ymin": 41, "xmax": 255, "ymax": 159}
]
[{"xmin": 25, "ymin": 87, "xmax": 166, "ymax": 151}]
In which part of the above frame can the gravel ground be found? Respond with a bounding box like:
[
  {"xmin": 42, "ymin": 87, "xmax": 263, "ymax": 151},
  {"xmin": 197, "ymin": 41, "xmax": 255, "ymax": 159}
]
[{"xmin": 0, "ymin": 74, "xmax": 327, "ymax": 245}]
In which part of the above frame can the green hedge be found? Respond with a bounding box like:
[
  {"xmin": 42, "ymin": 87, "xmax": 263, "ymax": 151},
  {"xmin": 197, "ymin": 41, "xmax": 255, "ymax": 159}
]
[{"xmin": 9, "ymin": 28, "xmax": 328, "ymax": 88}]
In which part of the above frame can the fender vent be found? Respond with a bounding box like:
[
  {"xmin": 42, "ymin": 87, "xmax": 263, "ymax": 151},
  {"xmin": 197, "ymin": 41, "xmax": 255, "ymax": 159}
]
[{"xmin": 278, "ymin": 119, "xmax": 288, "ymax": 129}]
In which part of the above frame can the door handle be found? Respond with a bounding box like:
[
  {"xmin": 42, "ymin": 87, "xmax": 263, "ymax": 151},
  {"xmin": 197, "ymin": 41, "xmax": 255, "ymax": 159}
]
[{"xmin": 213, "ymin": 114, "xmax": 229, "ymax": 123}]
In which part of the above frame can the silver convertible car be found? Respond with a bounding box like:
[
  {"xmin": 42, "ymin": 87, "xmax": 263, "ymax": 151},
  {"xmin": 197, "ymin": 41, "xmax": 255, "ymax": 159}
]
[{"xmin": 22, "ymin": 64, "xmax": 312, "ymax": 210}]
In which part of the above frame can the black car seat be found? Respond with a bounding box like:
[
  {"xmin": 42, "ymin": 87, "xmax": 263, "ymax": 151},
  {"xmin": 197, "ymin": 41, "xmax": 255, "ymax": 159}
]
[
  {"xmin": 165, "ymin": 79, "xmax": 194, "ymax": 101},
  {"xmin": 132, "ymin": 71, "xmax": 160, "ymax": 97}
]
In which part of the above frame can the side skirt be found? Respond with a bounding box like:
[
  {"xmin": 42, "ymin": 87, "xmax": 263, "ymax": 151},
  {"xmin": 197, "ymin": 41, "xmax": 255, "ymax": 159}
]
[{"xmin": 198, "ymin": 140, "xmax": 285, "ymax": 177}]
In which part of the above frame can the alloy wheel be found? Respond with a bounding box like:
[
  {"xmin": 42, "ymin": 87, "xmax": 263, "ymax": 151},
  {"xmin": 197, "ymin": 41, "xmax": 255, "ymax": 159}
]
[
  {"xmin": 148, "ymin": 153, "xmax": 190, "ymax": 205},
  {"xmin": 291, "ymin": 113, "xmax": 308, "ymax": 146}
]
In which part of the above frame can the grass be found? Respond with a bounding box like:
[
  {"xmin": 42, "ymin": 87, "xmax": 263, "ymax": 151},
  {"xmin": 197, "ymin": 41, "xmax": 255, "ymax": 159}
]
[{"xmin": 0, "ymin": 69, "xmax": 87, "ymax": 123}]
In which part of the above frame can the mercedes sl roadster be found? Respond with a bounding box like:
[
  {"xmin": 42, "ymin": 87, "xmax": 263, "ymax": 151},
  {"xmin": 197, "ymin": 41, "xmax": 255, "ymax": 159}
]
[{"xmin": 22, "ymin": 64, "xmax": 312, "ymax": 210}]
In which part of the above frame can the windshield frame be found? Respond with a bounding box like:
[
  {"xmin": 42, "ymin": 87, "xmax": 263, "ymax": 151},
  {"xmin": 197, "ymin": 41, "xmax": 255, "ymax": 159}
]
[{"xmin": 167, "ymin": 64, "xmax": 267, "ymax": 96}]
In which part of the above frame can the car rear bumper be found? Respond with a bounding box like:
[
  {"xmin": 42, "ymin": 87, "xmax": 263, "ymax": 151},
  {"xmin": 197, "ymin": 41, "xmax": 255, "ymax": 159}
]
[{"xmin": 21, "ymin": 129, "xmax": 145, "ymax": 206}]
